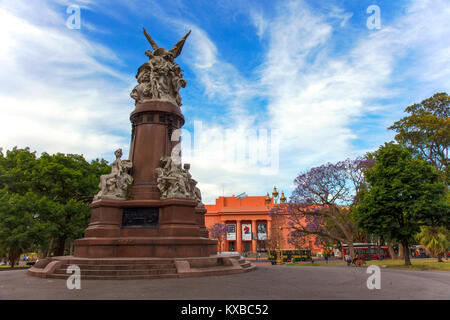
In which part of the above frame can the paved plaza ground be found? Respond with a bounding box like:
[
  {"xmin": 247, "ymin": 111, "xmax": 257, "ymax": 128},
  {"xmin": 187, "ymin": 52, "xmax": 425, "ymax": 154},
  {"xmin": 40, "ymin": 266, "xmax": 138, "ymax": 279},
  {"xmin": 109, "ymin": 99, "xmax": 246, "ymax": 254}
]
[{"xmin": 0, "ymin": 264, "xmax": 448, "ymax": 300}]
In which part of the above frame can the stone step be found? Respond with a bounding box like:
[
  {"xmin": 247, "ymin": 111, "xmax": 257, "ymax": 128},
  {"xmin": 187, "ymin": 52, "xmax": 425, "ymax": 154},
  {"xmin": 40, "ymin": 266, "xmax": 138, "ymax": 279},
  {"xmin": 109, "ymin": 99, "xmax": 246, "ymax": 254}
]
[
  {"xmin": 41, "ymin": 263, "xmax": 256, "ymax": 280},
  {"xmin": 236, "ymin": 258, "xmax": 254, "ymax": 269},
  {"xmin": 182, "ymin": 266, "xmax": 246, "ymax": 277},
  {"xmin": 243, "ymin": 264, "xmax": 256, "ymax": 272},
  {"xmin": 29, "ymin": 255, "xmax": 256, "ymax": 280},
  {"xmin": 47, "ymin": 273, "xmax": 179, "ymax": 280},
  {"xmin": 56, "ymin": 259, "xmax": 175, "ymax": 265},
  {"xmin": 180, "ymin": 263, "xmax": 256, "ymax": 277},
  {"xmin": 55, "ymin": 268, "xmax": 177, "ymax": 276},
  {"xmin": 60, "ymin": 263, "xmax": 176, "ymax": 270}
]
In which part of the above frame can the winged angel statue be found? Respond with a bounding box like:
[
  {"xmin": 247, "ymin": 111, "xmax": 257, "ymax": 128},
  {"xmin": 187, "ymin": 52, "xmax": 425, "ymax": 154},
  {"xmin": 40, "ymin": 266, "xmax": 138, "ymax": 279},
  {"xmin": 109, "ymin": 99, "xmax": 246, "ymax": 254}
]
[{"xmin": 130, "ymin": 28, "xmax": 191, "ymax": 107}]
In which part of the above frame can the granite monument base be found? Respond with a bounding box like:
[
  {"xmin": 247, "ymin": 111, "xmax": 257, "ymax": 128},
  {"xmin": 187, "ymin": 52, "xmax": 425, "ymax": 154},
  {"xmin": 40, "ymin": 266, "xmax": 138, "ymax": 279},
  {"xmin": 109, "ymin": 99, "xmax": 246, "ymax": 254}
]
[
  {"xmin": 74, "ymin": 198, "xmax": 216, "ymax": 258},
  {"xmin": 28, "ymin": 198, "xmax": 255, "ymax": 279},
  {"xmin": 27, "ymin": 254, "xmax": 255, "ymax": 280}
]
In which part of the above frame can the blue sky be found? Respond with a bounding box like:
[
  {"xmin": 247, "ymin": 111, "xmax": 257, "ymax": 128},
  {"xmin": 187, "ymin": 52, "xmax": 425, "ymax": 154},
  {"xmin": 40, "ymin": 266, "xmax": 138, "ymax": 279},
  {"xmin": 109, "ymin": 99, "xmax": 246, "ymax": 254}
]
[{"xmin": 0, "ymin": 0, "xmax": 449, "ymax": 203}]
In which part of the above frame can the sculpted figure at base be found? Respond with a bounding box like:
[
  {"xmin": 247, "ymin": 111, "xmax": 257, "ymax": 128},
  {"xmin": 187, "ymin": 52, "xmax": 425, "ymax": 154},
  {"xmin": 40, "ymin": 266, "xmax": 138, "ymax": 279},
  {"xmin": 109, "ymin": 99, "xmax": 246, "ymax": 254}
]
[
  {"xmin": 94, "ymin": 149, "xmax": 133, "ymax": 201},
  {"xmin": 155, "ymin": 156, "xmax": 203, "ymax": 204},
  {"xmin": 130, "ymin": 28, "xmax": 190, "ymax": 107},
  {"xmin": 183, "ymin": 163, "xmax": 202, "ymax": 204}
]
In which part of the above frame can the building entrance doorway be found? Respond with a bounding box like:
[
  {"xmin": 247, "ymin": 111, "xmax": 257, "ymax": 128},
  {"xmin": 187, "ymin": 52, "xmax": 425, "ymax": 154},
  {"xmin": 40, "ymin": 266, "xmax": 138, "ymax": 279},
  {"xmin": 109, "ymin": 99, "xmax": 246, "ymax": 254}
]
[
  {"xmin": 228, "ymin": 241, "xmax": 235, "ymax": 251},
  {"xmin": 243, "ymin": 241, "xmax": 251, "ymax": 253}
]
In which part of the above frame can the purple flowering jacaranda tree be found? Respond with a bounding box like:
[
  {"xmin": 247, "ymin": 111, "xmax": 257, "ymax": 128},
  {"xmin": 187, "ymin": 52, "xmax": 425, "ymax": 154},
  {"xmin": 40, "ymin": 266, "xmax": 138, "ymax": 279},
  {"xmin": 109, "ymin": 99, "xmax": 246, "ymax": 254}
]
[
  {"xmin": 208, "ymin": 223, "xmax": 227, "ymax": 253},
  {"xmin": 287, "ymin": 157, "xmax": 373, "ymax": 258}
]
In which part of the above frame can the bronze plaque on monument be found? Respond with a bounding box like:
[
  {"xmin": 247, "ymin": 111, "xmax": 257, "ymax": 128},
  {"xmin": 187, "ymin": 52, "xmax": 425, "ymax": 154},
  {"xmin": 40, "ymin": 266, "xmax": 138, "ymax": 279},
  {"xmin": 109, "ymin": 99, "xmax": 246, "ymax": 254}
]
[{"xmin": 122, "ymin": 207, "xmax": 159, "ymax": 228}]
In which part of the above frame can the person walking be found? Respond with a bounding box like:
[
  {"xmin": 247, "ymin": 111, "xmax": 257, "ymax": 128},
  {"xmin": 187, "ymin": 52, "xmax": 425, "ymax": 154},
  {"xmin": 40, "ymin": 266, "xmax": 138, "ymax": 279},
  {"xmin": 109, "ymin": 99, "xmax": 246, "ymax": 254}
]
[
  {"xmin": 344, "ymin": 253, "xmax": 350, "ymax": 266},
  {"xmin": 352, "ymin": 254, "xmax": 359, "ymax": 266}
]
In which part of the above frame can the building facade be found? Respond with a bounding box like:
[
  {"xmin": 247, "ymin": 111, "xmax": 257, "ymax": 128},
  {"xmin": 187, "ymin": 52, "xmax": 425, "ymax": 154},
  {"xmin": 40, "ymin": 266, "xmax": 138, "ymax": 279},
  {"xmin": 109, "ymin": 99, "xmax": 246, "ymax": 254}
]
[{"xmin": 205, "ymin": 195, "xmax": 321, "ymax": 254}]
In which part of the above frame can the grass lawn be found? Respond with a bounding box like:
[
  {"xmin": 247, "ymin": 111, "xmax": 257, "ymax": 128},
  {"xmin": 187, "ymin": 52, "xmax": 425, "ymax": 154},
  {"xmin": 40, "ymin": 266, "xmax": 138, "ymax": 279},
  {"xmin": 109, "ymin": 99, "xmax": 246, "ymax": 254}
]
[
  {"xmin": 287, "ymin": 258, "xmax": 450, "ymax": 271},
  {"xmin": 365, "ymin": 258, "xmax": 450, "ymax": 271},
  {"xmin": 287, "ymin": 261, "xmax": 345, "ymax": 267},
  {"xmin": 286, "ymin": 262, "xmax": 323, "ymax": 266},
  {"xmin": 0, "ymin": 265, "xmax": 32, "ymax": 271}
]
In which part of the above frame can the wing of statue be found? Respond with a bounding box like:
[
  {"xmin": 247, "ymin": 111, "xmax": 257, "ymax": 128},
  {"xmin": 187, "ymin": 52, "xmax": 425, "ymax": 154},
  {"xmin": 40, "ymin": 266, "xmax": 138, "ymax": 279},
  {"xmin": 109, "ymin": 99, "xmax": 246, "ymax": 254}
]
[
  {"xmin": 169, "ymin": 30, "xmax": 191, "ymax": 58},
  {"xmin": 143, "ymin": 27, "xmax": 159, "ymax": 51}
]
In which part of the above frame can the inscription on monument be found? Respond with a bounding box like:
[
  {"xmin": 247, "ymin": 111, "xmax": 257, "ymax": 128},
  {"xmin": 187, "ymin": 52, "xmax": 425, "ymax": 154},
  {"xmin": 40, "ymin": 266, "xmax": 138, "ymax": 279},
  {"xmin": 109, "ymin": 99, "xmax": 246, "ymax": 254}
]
[{"xmin": 122, "ymin": 207, "xmax": 159, "ymax": 227}]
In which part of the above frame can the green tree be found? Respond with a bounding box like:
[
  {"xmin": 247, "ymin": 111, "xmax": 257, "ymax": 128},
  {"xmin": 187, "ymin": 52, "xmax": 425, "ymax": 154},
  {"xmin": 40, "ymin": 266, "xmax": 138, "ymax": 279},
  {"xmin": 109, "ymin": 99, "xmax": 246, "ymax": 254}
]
[
  {"xmin": 33, "ymin": 153, "xmax": 108, "ymax": 203},
  {"xmin": 355, "ymin": 142, "xmax": 449, "ymax": 265},
  {"xmin": 415, "ymin": 226, "xmax": 449, "ymax": 262},
  {"xmin": 0, "ymin": 147, "xmax": 110, "ymax": 257},
  {"xmin": 0, "ymin": 190, "xmax": 55, "ymax": 267},
  {"xmin": 0, "ymin": 147, "xmax": 38, "ymax": 194},
  {"xmin": 389, "ymin": 92, "xmax": 449, "ymax": 188},
  {"xmin": 31, "ymin": 153, "xmax": 109, "ymax": 256}
]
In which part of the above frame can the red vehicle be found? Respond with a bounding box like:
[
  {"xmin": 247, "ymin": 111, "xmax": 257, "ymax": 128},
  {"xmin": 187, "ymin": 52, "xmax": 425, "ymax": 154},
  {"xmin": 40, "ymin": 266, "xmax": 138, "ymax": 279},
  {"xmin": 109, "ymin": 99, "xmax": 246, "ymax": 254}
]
[
  {"xmin": 341, "ymin": 243, "xmax": 390, "ymax": 260},
  {"xmin": 410, "ymin": 245, "xmax": 429, "ymax": 258}
]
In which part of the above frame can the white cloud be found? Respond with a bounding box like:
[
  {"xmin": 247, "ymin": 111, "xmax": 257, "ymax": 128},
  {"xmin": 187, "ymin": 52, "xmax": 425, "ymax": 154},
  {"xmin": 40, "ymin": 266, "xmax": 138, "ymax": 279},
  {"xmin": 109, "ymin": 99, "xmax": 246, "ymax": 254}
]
[
  {"xmin": 182, "ymin": 26, "xmax": 260, "ymax": 122},
  {"xmin": 0, "ymin": 1, "xmax": 133, "ymax": 160},
  {"xmin": 183, "ymin": 0, "xmax": 450, "ymax": 203},
  {"xmin": 249, "ymin": 10, "xmax": 268, "ymax": 38},
  {"xmin": 258, "ymin": 0, "xmax": 449, "ymax": 168},
  {"xmin": 327, "ymin": 5, "xmax": 353, "ymax": 27},
  {"xmin": 0, "ymin": 0, "xmax": 448, "ymax": 204}
]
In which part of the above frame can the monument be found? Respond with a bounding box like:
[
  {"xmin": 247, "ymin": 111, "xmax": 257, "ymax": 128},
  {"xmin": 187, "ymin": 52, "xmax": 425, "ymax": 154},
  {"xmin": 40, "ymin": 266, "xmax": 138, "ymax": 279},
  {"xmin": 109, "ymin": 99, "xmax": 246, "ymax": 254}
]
[{"xmin": 28, "ymin": 28, "xmax": 254, "ymax": 279}]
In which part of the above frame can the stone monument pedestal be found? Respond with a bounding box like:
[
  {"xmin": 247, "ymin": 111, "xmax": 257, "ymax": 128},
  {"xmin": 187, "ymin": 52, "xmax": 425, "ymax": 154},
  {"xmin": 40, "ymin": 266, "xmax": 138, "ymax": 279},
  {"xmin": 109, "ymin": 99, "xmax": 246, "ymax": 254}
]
[
  {"xmin": 28, "ymin": 28, "xmax": 255, "ymax": 280},
  {"xmin": 73, "ymin": 199, "xmax": 216, "ymax": 258}
]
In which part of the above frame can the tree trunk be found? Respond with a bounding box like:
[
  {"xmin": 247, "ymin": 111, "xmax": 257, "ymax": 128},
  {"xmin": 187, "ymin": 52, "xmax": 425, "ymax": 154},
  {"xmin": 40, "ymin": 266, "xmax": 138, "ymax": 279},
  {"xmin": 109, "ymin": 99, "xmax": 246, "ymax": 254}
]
[
  {"xmin": 54, "ymin": 236, "xmax": 67, "ymax": 256},
  {"xmin": 8, "ymin": 249, "xmax": 20, "ymax": 268},
  {"xmin": 9, "ymin": 254, "xmax": 15, "ymax": 268},
  {"xmin": 387, "ymin": 241, "xmax": 396, "ymax": 260},
  {"xmin": 338, "ymin": 243, "xmax": 345, "ymax": 261},
  {"xmin": 37, "ymin": 246, "xmax": 45, "ymax": 259},
  {"xmin": 401, "ymin": 239, "xmax": 411, "ymax": 265},
  {"xmin": 398, "ymin": 242, "xmax": 404, "ymax": 260},
  {"xmin": 437, "ymin": 253, "xmax": 443, "ymax": 262},
  {"xmin": 348, "ymin": 242, "xmax": 355, "ymax": 258},
  {"xmin": 46, "ymin": 238, "xmax": 54, "ymax": 257},
  {"xmin": 68, "ymin": 240, "xmax": 74, "ymax": 256}
]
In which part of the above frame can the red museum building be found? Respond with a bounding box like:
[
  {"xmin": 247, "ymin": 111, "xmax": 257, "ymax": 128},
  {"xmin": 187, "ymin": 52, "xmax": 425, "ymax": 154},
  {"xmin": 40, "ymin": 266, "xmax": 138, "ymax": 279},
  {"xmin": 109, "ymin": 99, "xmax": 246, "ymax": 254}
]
[{"xmin": 204, "ymin": 195, "xmax": 321, "ymax": 254}]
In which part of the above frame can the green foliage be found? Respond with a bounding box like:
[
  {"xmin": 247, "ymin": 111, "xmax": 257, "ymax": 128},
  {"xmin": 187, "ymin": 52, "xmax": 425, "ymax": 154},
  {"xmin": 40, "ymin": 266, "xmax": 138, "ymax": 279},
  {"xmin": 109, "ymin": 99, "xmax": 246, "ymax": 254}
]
[
  {"xmin": 354, "ymin": 142, "xmax": 449, "ymax": 264},
  {"xmin": 33, "ymin": 152, "xmax": 110, "ymax": 204},
  {"xmin": 0, "ymin": 147, "xmax": 38, "ymax": 194},
  {"xmin": 415, "ymin": 226, "xmax": 449, "ymax": 262},
  {"xmin": 0, "ymin": 146, "xmax": 110, "ymax": 259},
  {"xmin": 0, "ymin": 190, "xmax": 54, "ymax": 266},
  {"xmin": 389, "ymin": 92, "xmax": 449, "ymax": 186}
]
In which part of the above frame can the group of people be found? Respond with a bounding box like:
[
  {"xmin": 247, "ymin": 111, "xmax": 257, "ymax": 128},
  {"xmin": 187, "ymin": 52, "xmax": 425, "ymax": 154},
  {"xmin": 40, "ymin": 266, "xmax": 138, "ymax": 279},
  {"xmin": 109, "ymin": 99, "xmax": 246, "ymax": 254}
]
[
  {"xmin": 344, "ymin": 253, "xmax": 362, "ymax": 266},
  {"xmin": 22, "ymin": 255, "xmax": 35, "ymax": 262}
]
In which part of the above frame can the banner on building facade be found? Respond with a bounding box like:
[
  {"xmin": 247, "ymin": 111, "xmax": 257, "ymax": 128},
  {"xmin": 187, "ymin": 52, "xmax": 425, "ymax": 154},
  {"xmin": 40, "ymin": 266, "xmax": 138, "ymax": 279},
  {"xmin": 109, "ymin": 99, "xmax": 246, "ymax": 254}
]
[
  {"xmin": 257, "ymin": 223, "xmax": 267, "ymax": 240},
  {"xmin": 242, "ymin": 223, "xmax": 252, "ymax": 241},
  {"xmin": 226, "ymin": 224, "xmax": 236, "ymax": 241}
]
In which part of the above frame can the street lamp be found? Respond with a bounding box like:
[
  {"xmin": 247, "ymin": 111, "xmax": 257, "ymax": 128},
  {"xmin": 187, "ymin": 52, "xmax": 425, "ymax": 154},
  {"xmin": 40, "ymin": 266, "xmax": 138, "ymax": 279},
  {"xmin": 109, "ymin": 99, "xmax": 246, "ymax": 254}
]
[{"xmin": 265, "ymin": 186, "xmax": 286, "ymax": 265}]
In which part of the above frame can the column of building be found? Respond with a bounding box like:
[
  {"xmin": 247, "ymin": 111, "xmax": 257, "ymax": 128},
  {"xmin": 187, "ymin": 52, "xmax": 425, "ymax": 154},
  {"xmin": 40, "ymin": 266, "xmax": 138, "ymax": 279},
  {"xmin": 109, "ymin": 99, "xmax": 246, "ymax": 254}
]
[
  {"xmin": 236, "ymin": 219, "xmax": 242, "ymax": 253},
  {"xmin": 251, "ymin": 220, "xmax": 257, "ymax": 252}
]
